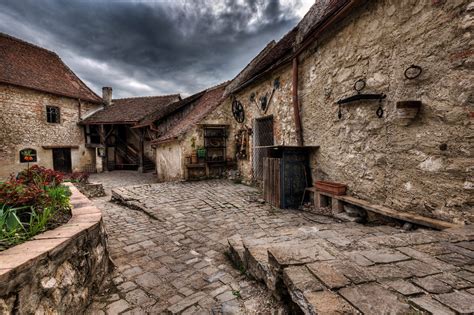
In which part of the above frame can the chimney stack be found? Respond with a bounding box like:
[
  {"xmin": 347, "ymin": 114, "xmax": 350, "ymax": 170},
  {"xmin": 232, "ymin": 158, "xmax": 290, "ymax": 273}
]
[{"xmin": 102, "ymin": 87, "xmax": 112, "ymax": 106}]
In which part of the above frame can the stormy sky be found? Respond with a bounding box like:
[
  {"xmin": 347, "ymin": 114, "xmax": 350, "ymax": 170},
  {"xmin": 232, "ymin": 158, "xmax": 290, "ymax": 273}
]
[{"xmin": 0, "ymin": 0, "xmax": 312, "ymax": 98}]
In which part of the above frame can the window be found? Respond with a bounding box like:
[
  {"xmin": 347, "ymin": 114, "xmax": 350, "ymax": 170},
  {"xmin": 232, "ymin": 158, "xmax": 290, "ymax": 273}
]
[
  {"xmin": 85, "ymin": 125, "xmax": 101, "ymax": 144},
  {"xmin": 46, "ymin": 106, "xmax": 60, "ymax": 123}
]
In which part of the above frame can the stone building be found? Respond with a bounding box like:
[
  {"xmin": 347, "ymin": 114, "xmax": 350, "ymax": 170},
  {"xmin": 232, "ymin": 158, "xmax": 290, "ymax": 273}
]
[
  {"xmin": 151, "ymin": 83, "xmax": 232, "ymax": 181},
  {"xmin": 0, "ymin": 33, "xmax": 103, "ymax": 178},
  {"xmin": 222, "ymin": 0, "xmax": 473, "ymax": 223},
  {"xmin": 79, "ymin": 92, "xmax": 180, "ymax": 173}
]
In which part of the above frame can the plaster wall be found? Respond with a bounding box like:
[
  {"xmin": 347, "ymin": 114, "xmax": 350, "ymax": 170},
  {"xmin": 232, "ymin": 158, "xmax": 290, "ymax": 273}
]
[{"xmin": 155, "ymin": 141, "xmax": 183, "ymax": 181}]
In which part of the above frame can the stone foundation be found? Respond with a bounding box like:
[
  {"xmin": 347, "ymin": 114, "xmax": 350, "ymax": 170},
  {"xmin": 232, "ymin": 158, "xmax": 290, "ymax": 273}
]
[{"xmin": 0, "ymin": 183, "xmax": 111, "ymax": 314}]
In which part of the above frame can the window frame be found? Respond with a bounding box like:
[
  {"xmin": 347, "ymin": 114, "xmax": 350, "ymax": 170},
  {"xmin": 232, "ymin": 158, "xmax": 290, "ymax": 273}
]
[{"xmin": 46, "ymin": 105, "xmax": 60, "ymax": 124}]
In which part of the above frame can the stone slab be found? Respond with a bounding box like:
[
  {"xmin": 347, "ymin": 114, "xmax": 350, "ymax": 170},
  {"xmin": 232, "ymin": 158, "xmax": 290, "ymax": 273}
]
[
  {"xmin": 305, "ymin": 290, "xmax": 357, "ymax": 314},
  {"xmin": 268, "ymin": 241, "xmax": 334, "ymax": 269},
  {"xmin": 167, "ymin": 292, "xmax": 207, "ymax": 314},
  {"xmin": 395, "ymin": 260, "xmax": 440, "ymax": 277},
  {"xmin": 339, "ymin": 283, "xmax": 412, "ymax": 314},
  {"xmin": 306, "ymin": 262, "xmax": 350, "ymax": 289},
  {"xmin": 409, "ymin": 295, "xmax": 455, "ymax": 315},
  {"xmin": 384, "ymin": 279, "xmax": 424, "ymax": 296},
  {"xmin": 360, "ymin": 249, "xmax": 410, "ymax": 264},
  {"xmin": 284, "ymin": 265, "xmax": 323, "ymax": 291},
  {"xmin": 436, "ymin": 253, "xmax": 474, "ymax": 266},
  {"xmin": 434, "ymin": 290, "xmax": 474, "ymax": 314},
  {"xmin": 412, "ymin": 276, "xmax": 452, "ymax": 294}
]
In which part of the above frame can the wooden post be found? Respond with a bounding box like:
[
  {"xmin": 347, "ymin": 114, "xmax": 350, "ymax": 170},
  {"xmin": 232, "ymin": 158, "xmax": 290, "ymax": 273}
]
[
  {"xmin": 138, "ymin": 128, "xmax": 145, "ymax": 173},
  {"xmin": 99, "ymin": 124, "xmax": 107, "ymax": 172}
]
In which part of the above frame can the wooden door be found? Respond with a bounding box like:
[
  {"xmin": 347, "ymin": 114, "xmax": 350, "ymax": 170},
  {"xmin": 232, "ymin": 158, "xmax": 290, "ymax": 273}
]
[{"xmin": 52, "ymin": 148, "xmax": 72, "ymax": 173}]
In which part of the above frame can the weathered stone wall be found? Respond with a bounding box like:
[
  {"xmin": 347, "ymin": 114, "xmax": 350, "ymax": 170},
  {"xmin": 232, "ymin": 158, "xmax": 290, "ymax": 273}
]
[
  {"xmin": 0, "ymin": 184, "xmax": 111, "ymax": 314},
  {"xmin": 225, "ymin": 0, "xmax": 473, "ymax": 223},
  {"xmin": 298, "ymin": 0, "xmax": 473, "ymax": 223},
  {"xmin": 227, "ymin": 64, "xmax": 298, "ymax": 183},
  {"xmin": 0, "ymin": 84, "xmax": 101, "ymax": 178}
]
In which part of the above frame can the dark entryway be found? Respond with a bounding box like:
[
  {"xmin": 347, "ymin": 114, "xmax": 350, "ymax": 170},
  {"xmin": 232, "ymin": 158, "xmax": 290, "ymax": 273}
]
[
  {"xmin": 253, "ymin": 116, "xmax": 274, "ymax": 180},
  {"xmin": 52, "ymin": 148, "xmax": 72, "ymax": 173}
]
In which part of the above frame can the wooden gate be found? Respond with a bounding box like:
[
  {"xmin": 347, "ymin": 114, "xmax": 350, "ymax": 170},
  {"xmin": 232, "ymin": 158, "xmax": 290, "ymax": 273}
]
[{"xmin": 263, "ymin": 157, "xmax": 281, "ymax": 208}]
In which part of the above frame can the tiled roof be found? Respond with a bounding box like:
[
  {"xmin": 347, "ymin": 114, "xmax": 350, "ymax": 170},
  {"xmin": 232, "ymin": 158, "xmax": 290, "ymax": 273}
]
[
  {"xmin": 226, "ymin": 29, "xmax": 296, "ymax": 94},
  {"xmin": 134, "ymin": 90, "xmax": 206, "ymax": 128},
  {"xmin": 154, "ymin": 83, "xmax": 228, "ymax": 144},
  {"xmin": 81, "ymin": 94, "xmax": 181, "ymax": 124},
  {"xmin": 227, "ymin": 0, "xmax": 351, "ymax": 93},
  {"xmin": 0, "ymin": 32, "xmax": 102, "ymax": 103},
  {"xmin": 296, "ymin": 0, "xmax": 349, "ymax": 45}
]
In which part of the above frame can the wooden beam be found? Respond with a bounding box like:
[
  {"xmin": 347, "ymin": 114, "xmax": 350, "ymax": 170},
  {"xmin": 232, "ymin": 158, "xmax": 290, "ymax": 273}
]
[
  {"xmin": 138, "ymin": 128, "xmax": 145, "ymax": 173},
  {"xmin": 334, "ymin": 194, "xmax": 460, "ymax": 230}
]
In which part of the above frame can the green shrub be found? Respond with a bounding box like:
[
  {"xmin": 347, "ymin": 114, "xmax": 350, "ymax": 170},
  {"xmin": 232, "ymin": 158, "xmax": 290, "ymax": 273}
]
[{"xmin": 0, "ymin": 167, "xmax": 72, "ymax": 251}]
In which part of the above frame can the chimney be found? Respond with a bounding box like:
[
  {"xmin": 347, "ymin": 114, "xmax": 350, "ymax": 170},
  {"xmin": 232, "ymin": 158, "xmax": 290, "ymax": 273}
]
[{"xmin": 102, "ymin": 87, "xmax": 112, "ymax": 106}]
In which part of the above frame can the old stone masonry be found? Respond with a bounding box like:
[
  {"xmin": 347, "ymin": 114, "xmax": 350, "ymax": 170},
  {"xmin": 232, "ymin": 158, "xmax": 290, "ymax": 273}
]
[{"xmin": 86, "ymin": 173, "xmax": 474, "ymax": 314}]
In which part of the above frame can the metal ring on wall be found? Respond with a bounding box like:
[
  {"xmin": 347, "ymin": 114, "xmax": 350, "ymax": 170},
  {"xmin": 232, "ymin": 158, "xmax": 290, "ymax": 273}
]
[{"xmin": 404, "ymin": 65, "xmax": 422, "ymax": 80}]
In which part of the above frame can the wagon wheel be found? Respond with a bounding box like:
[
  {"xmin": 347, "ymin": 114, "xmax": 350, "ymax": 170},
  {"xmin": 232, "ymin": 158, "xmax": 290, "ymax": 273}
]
[{"xmin": 232, "ymin": 99, "xmax": 245, "ymax": 123}]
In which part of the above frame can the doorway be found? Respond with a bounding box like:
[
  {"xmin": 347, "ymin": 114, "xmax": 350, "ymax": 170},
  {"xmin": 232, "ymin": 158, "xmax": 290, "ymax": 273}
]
[
  {"xmin": 52, "ymin": 148, "xmax": 72, "ymax": 173},
  {"xmin": 253, "ymin": 116, "xmax": 274, "ymax": 181}
]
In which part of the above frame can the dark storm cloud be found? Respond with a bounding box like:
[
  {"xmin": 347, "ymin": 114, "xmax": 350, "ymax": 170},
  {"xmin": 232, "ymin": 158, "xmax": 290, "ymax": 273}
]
[{"xmin": 0, "ymin": 0, "xmax": 307, "ymax": 98}]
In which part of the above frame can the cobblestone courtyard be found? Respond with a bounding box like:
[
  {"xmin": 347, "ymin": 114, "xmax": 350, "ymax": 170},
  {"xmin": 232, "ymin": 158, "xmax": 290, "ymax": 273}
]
[
  {"xmin": 87, "ymin": 172, "xmax": 336, "ymax": 314},
  {"xmin": 86, "ymin": 172, "xmax": 474, "ymax": 314}
]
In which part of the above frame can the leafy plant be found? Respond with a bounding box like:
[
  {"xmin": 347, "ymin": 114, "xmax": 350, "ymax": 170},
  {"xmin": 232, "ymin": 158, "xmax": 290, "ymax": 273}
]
[
  {"xmin": 0, "ymin": 204, "xmax": 28, "ymax": 245},
  {"xmin": 232, "ymin": 290, "xmax": 241, "ymax": 299},
  {"xmin": 45, "ymin": 185, "xmax": 71, "ymax": 211},
  {"xmin": 64, "ymin": 172, "xmax": 89, "ymax": 183},
  {"xmin": 0, "ymin": 166, "xmax": 72, "ymax": 251},
  {"xmin": 17, "ymin": 165, "xmax": 64, "ymax": 187},
  {"xmin": 0, "ymin": 179, "xmax": 45, "ymax": 206},
  {"xmin": 26, "ymin": 207, "xmax": 53, "ymax": 236}
]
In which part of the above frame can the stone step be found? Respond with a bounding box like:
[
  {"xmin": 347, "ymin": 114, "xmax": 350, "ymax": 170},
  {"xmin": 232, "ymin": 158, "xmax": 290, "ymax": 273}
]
[{"xmin": 227, "ymin": 236, "xmax": 246, "ymax": 269}]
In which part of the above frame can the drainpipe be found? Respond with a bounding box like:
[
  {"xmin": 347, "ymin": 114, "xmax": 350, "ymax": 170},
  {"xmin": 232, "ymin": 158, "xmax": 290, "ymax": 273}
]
[{"xmin": 292, "ymin": 57, "xmax": 304, "ymax": 146}]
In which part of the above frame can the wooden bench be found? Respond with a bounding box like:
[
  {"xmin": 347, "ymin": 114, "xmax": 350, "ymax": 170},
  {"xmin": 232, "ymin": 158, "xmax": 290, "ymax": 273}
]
[{"xmin": 314, "ymin": 190, "xmax": 459, "ymax": 230}]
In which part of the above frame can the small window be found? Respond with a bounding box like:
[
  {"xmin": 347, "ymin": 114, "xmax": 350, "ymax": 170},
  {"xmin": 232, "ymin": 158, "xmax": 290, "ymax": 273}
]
[{"xmin": 46, "ymin": 106, "xmax": 60, "ymax": 123}]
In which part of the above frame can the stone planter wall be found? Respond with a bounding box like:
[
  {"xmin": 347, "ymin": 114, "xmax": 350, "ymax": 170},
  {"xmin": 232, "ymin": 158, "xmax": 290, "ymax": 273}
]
[{"xmin": 0, "ymin": 183, "xmax": 111, "ymax": 314}]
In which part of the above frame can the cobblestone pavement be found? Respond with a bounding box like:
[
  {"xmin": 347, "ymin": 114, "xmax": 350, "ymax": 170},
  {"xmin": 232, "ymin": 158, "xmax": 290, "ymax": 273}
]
[
  {"xmin": 86, "ymin": 172, "xmax": 337, "ymax": 314},
  {"xmin": 86, "ymin": 172, "xmax": 474, "ymax": 314}
]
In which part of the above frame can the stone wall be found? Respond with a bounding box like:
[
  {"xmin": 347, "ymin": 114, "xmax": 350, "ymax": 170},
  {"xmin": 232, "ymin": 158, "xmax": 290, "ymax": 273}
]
[
  {"xmin": 228, "ymin": 65, "xmax": 297, "ymax": 183},
  {"xmin": 299, "ymin": 0, "xmax": 473, "ymax": 224},
  {"xmin": 0, "ymin": 183, "xmax": 111, "ymax": 314},
  {"xmin": 0, "ymin": 84, "xmax": 101, "ymax": 178},
  {"xmin": 226, "ymin": 0, "xmax": 473, "ymax": 223}
]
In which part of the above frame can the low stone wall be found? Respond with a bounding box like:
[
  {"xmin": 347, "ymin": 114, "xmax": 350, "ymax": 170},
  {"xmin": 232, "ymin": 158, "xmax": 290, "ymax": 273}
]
[{"xmin": 0, "ymin": 183, "xmax": 111, "ymax": 314}]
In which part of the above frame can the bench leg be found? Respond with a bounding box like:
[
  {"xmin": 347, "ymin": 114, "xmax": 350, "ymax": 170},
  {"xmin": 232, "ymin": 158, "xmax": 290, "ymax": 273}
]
[
  {"xmin": 314, "ymin": 192, "xmax": 322, "ymax": 210},
  {"xmin": 332, "ymin": 197, "xmax": 344, "ymax": 214}
]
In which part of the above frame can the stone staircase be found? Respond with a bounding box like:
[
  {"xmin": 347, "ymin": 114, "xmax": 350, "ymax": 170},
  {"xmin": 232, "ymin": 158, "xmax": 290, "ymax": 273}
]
[{"xmin": 227, "ymin": 224, "xmax": 474, "ymax": 314}]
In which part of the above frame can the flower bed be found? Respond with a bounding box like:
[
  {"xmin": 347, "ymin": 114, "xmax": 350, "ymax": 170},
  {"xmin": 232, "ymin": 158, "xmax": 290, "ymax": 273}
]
[{"xmin": 0, "ymin": 166, "xmax": 73, "ymax": 251}]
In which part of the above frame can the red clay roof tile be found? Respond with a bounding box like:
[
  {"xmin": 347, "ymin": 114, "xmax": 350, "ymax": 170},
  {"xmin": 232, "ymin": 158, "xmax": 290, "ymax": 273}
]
[
  {"xmin": 80, "ymin": 94, "xmax": 181, "ymax": 124},
  {"xmin": 0, "ymin": 32, "xmax": 102, "ymax": 103},
  {"xmin": 154, "ymin": 83, "xmax": 228, "ymax": 143}
]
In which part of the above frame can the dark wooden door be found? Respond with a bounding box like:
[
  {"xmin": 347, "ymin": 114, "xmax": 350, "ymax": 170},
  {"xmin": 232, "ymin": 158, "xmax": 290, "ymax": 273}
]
[{"xmin": 52, "ymin": 148, "xmax": 72, "ymax": 173}]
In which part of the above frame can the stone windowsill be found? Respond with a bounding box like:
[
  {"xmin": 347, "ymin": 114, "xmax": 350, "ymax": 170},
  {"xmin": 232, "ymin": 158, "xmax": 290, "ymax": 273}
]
[{"xmin": 0, "ymin": 182, "xmax": 102, "ymax": 282}]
